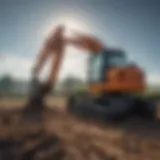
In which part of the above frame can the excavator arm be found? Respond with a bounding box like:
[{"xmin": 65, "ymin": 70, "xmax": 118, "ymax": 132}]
[
  {"xmin": 47, "ymin": 32, "xmax": 105, "ymax": 88},
  {"xmin": 34, "ymin": 25, "xmax": 65, "ymax": 76},
  {"xmin": 66, "ymin": 31, "xmax": 105, "ymax": 53},
  {"xmin": 34, "ymin": 29, "xmax": 105, "ymax": 89},
  {"xmin": 27, "ymin": 27, "xmax": 105, "ymax": 111},
  {"xmin": 33, "ymin": 45, "xmax": 52, "ymax": 75}
]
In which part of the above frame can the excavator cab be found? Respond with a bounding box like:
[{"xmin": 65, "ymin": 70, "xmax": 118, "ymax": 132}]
[
  {"xmin": 88, "ymin": 48, "xmax": 146, "ymax": 96},
  {"xmin": 67, "ymin": 48, "xmax": 149, "ymax": 121}
]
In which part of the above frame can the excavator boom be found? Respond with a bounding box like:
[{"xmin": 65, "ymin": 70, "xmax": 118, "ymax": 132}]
[{"xmin": 25, "ymin": 26, "xmax": 104, "ymax": 113}]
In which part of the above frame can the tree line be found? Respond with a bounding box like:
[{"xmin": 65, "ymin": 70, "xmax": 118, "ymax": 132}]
[
  {"xmin": 0, "ymin": 74, "xmax": 87, "ymax": 96},
  {"xmin": 0, "ymin": 75, "xmax": 13, "ymax": 94}
]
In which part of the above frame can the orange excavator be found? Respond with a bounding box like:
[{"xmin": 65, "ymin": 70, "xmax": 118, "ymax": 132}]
[{"xmin": 24, "ymin": 25, "xmax": 158, "ymax": 121}]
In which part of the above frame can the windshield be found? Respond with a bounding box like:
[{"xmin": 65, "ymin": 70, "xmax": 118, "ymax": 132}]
[
  {"xmin": 88, "ymin": 50, "xmax": 127, "ymax": 83},
  {"xmin": 108, "ymin": 55, "xmax": 127, "ymax": 67},
  {"xmin": 89, "ymin": 54, "xmax": 103, "ymax": 82}
]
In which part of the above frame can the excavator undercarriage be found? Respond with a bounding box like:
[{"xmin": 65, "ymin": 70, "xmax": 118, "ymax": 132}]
[{"xmin": 67, "ymin": 92, "xmax": 158, "ymax": 123}]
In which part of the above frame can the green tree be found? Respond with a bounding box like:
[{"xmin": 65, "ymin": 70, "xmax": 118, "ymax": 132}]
[
  {"xmin": 0, "ymin": 75, "xmax": 14, "ymax": 94},
  {"xmin": 61, "ymin": 75, "xmax": 85, "ymax": 92}
]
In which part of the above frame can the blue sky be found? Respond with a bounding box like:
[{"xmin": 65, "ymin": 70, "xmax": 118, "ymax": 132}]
[{"xmin": 0, "ymin": 0, "xmax": 160, "ymax": 84}]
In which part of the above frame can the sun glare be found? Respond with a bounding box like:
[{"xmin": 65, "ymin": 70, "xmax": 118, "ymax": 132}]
[
  {"xmin": 41, "ymin": 15, "xmax": 91, "ymax": 38},
  {"xmin": 62, "ymin": 17, "xmax": 89, "ymax": 37},
  {"xmin": 39, "ymin": 15, "xmax": 91, "ymax": 80}
]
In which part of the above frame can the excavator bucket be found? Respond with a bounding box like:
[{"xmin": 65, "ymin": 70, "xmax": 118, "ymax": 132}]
[{"xmin": 22, "ymin": 76, "xmax": 47, "ymax": 122}]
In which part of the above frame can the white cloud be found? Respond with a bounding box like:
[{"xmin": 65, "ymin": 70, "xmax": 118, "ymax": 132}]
[
  {"xmin": 147, "ymin": 75, "xmax": 160, "ymax": 85},
  {"xmin": 0, "ymin": 49, "xmax": 88, "ymax": 81},
  {"xmin": 39, "ymin": 47, "xmax": 88, "ymax": 81},
  {"xmin": 0, "ymin": 55, "xmax": 32, "ymax": 80}
]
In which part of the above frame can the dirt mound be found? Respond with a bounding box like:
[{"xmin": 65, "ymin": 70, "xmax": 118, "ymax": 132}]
[
  {"xmin": 0, "ymin": 109, "xmax": 159, "ymax": 160},
  {"xmin": 0, "ymin": 132, "xmax": 64, "ymax": 160}
]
